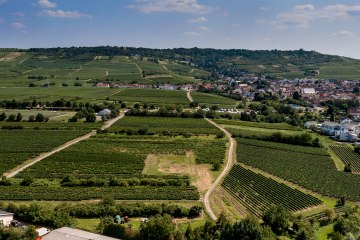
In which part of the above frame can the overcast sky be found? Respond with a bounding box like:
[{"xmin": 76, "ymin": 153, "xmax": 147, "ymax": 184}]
[{"xmin": 1, "ymin": 0, "xmax": 360, "ymax": 59}]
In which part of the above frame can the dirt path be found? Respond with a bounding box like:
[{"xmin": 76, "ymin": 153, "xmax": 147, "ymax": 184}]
[
  {"xmin": 187, "ymin": 91, "xmax": 193, "ymax": 102},
  {"xmin": 203, "ymin": 118, "xmax": 236, "ymax": 221},
  {"xmin": 189, "ymin": 68, "xmax": 195, "ymax": 74},
  {"xmin": 5, "ymin": 112, "xmax": 126, "ymax": 178}
]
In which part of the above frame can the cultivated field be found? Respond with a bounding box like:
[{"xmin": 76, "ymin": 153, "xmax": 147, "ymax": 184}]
[
  {"xmin": 222, "ymin": 165, "xmax": 322, "ymax": 218},
  {"xmin": 236, "ymin": 138, "xmax": 360, "ymax": 201},
  {"xmin": 0, "ymin": 129, "xmax": 88, "ymax": 175},
  {"xmin": 330, "ymin": 145, "xmax": 360, "ymax": 173},
  {"xmin": 109, "ymin": 116, "xmax": 221, "ymax": 134}
]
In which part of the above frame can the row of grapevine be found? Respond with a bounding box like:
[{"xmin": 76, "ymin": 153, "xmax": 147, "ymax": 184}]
[
  {"xmin": 222, "ymin": 165, "xmax": 322, "ymax": 218},
  {"xmin": 236, "ymin": 138, "xmax": 360, "ymax": 201},
  {"xmin": 330, "ymin": 145, "xmax": 360, "ymax": 173},
  {"xmin": 0, "ymin": 186, "xmax": 199, "ymax": 201}
]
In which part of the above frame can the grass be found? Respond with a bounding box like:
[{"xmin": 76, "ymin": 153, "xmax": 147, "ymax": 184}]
[
  {"xmin": 75, "ymin": 218, "xmax": 100, "ymax": 232},
  {"xmin": 0, "ymin": 108, "xmax": 74, "ymax": 120},
  {"xmin": 315, "ymin": 224, "xmax": 334, "ymax": 240}
]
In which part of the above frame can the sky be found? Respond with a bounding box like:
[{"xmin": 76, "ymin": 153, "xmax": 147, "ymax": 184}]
[{"xmin": 1, "ymin": 0, "xmax": 360, "ymax": 59}]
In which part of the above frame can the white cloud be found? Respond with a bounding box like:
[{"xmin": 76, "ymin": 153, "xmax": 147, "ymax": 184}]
[
  {"xmin": 10, "ymin": 22, "xmax": 25, "ymax": 29},
  {"xmin": 130, "ymin": 0, "xmax": 212, "ymax": 14},
  {"xmin": 259, "ymin": 6, "xmax": 271, "ymax": 11},
  {"xmin": 333, "ymin": 31, "xmax": 353, "ymax": 37},
  {"xmin": 184, "ymin": 26, "xmax": 210, "ymax": 36},
  {"xmin": 188, "ymin": 16, "xmax": 207, "ymax": 23},
  {"xmin": 38, "ymin": 0, "xmax": 57, "ymax": 8},
  {"xmin": 39, "ymin": 10, "xmax": 92, "ymax": 19},
  {"xmin": 259, "ymin": 4, "xmax": 360, "ymax": 29}
]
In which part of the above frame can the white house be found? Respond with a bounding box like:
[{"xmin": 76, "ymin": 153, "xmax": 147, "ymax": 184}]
[
  {"xmin": 0, "ymin": 211, "xmax": 14, "ymax": 227},
  {"xmin": 304, "ymin": 121, "xmax": 318, "ymax": 129},
  {"xmin": 98, "ymin": 109, "xmax": 111, "ymax": 117},
  {"xmin": 321, "ymin": 122, "xmax": 341, "ymax": 136}
]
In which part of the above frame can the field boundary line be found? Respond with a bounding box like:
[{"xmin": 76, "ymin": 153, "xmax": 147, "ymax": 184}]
[
  {"xmin": 203, "ymin": 118, "xmax": 236, "ymax": 221},
  {"xmin": 5, "ymin": 112, "xmax": 126, "ymax": 178}
]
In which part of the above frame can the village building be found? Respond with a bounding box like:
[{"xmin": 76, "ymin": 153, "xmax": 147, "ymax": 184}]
[{"xmin": 41, "ymin": 227, "xmax": 119, "ymax": 240}]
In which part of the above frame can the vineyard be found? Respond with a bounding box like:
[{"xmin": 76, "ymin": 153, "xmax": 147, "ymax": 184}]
[
  {"xmin": 0, "ymin": 129, "xmax": 88, "ymax": 175},
  {"xmin": 18, "ymin": 134, "xmax": 226, "ymax": 178},
  {"xmin": 109, "ymin": 116, "xmax": 221, "ymax": 135},
  {"xmin": 0, "ymin": 186, "xmax": 199, "ymax": 201},
  {"xmin": 236, "ymin": 138, "xmax": 360, "ymax": 201},
  {"xmin": 190, "ymin": 92, "xmax": 238, "ymax": 107},
  {"xmin": 214, "ymin": 119, "xmax": 302, "ymax": 131},
  {"xmin": 222, "ymin": 165, "xmax": 322, "ymax": 218},
  {"xmin": 111, "ymin": 89, "xmax": 190, "ymax": 105},
  {"xmin": 0, "ymin": 121, "xmax": 102, "ymax": 130},
  {"xmin": 329, "ymin": 145, "xmax": 360, "ymax": 173}
]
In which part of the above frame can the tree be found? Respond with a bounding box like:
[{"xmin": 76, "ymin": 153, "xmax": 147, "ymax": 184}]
[
  {"xmin": 16, "ymin": 113, "xmax": 22, "ymax": 122},
  {"xmin": 86, "ymin": 113, "xmax": 96, "ymax": 122},
  {"xmin": 35, "ymin": 113, "xmax": 45, "ymax": 122},
  {"xmin": 28, "ymin": 115, "xmax": 35, "ymax": 122},
  {"xmin": 262, "ymin": 206, "xmax": 293, "ymax": 235},
  {"xmin": 7, "ymin": 114, "xmax": 16, "ymax": 122},
  {"xmin": 185, "ymin": 224, "xmax": 195, "ymax": 240},
  {"xmin": 20, "ymin": 176, "xmax": 34, "ymax": 186},
  {"xmin": 293, "ymin": 91, "xmax": 301, "ymax": 100},
  {"xmin": 0, "ymin": 112, "xmax": 6, "ymax": 121},
  {"xmin": 344, "ymin": 164, "xmax": 352, "ymax": 173},
  {"xmin": 220, "ymin": 217, "xmax": 273, "ymax": 240},
  {"xmin": 140, "ymin": 214, "xmax": 175, "ymax": 240},
  {"xmin": 212, "ymin": 162, "xmax": 221, "ymax": 171}
]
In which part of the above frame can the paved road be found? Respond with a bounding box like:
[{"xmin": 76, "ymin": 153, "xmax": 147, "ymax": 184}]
[
  {"xmin": 203, "ymin": 118, "xmax": 236, "ymax": 221},
  {"xmin": 5, "ymin": 112, "xmax": 125, "ymax": 178}
]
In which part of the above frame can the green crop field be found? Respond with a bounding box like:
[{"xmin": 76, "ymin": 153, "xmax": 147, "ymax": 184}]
[
  {"xmin": 214, "ymin": 119, "xmax": 302, "ymax": 131},
  {"xmin": 222, "ymin": 165, "xmax": 322, "ymax": 218},
  {"xmin": 329, "ymin": 145, "xmax": 360, "ymax": 173},
  {"xmin": 0, "ymin": 129, "xmax": 88, "ymax": 175},
  {"xmin": 18, "ymin": 134, "xmax": 226, "ymax": 179},
  {"xmin": 0, "ymin": 109, "xmax": 74, "ymax": 119},
  {"xmin": 109, "ymin": 116, "xmax": 221, "ymax": 134},
  {"xmin": 191, "ymin": 92, "xmax": 238, "ymax": 107},
  {"xmin": 111, "ymin": 88, "xmax": 190, "ymax": 105},
  {"xmin": 0, "ymin": 121, "xmax": 102, "ymax": 130},
  {"xmin": 236, "ymin": 138, "xmax": 360, "ymax": 201}
]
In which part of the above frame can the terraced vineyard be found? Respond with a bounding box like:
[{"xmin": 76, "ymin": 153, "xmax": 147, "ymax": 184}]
[
  {"xmin": 330, "ymin": 145, "xmax": 360, "ymax": 173},
  {"xmin": 0, "ymin": 129, "xmax": 88, "ymax": 175},
  {"xmin": 222, "ymin": 165, "xmax": 322, "ymax": 218},
  {"xmin": 110, "ymin": 116, "xmax": 221, "ymax": 135},
  {"xmin": 236, "ymin": 138, "xmax": 360, "ymax": 201}
]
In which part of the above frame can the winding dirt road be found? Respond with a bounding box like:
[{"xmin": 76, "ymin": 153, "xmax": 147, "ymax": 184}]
[
  {"xmin": 5, "ymin": 112, "xmax": 125, "ymax": 178},
  {"xmin": 203, "ymin": 118, "xmax": 236, "ymax": 221}
]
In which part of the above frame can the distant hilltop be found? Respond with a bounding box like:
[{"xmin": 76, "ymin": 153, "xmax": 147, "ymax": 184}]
[{"xmin": 2, "ymin": 46, "xmax": 360, "ymax": 80}]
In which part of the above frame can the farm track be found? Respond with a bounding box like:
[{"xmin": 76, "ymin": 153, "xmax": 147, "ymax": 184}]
[
  {"xmin": 5, "ymin": 112, "xmax": 126, "ymax": 178},
  {"xmin": 187, "ymin": 91, "xmax": 193, "ymax": 102},
  {"xmin": 203, "ymin": 118, "xmax": 236, "ymax": 221}
]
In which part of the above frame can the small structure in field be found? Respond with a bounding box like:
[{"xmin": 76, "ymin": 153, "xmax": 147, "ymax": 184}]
[
  {"xmin": 0, "ymin": 210, "xmax": 14, "ymax": 227},
  {"xmin": 98, "ymin": 109, "xmax": 111, "ymax": 117},
  {"xmin": 42, "ymin": 227, "xmax": 119, "ymax": 240}
]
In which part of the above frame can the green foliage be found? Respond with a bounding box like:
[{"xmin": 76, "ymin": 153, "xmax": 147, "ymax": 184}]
[
  {"xmin": 222, "ymin": 165, "xmax": 322, "ymax": 218},
  {"xmin": 236, "ymin": 138, "xmax": 360, "ymax": 201},
  {"xmin": 262, "ymin": 206, "xmax": 293, "ymax": 235},
  {"xmin": 140, "ymin": 214, "xmax": 175, "ymax": 240},
  {"xmin": 330, "ymin": 145, "xmax": 360, "ymax": 173}
]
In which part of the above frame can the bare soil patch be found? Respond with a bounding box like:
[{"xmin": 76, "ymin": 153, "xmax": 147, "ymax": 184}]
[{"xmin": 0, "ymin": 52, "xmax": 23, "ymax": 62}]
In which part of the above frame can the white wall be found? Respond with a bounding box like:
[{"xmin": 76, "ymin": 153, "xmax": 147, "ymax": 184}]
[{"xmin": 0, "ymin": 215, "xmax": 14, "ymax": 227}]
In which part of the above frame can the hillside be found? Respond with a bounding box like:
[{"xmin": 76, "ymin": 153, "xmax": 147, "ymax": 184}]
[{"xmin": 23, "ymin": 47, "xmax": 360, "ymax": 80}]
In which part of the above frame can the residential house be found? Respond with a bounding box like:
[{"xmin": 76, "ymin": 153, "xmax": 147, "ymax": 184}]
[{"xmin": 348, "ymin": 108, "xmax": 360, "ymax": 120}]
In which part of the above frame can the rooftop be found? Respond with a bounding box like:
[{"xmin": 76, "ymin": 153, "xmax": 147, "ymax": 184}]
[
  {"xmin": 0, "ymin": 210, "xmax": 14, "ymax": 216},
  {"xmin": 42, "ymin": 227, "xmax": 119, "ymax": 240}
]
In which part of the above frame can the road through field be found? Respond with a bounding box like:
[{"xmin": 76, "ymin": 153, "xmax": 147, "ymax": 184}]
[
  {"xmin": 203, "ymin": 118, "xmax": 236, "ymax": 221},
  {"xmin": 5, "ymin": 112, "xmax": 126, "ymax": 178},
  {"xmin": 187, "ymin": 91, "xmax": 193, "ymax": 102}
]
